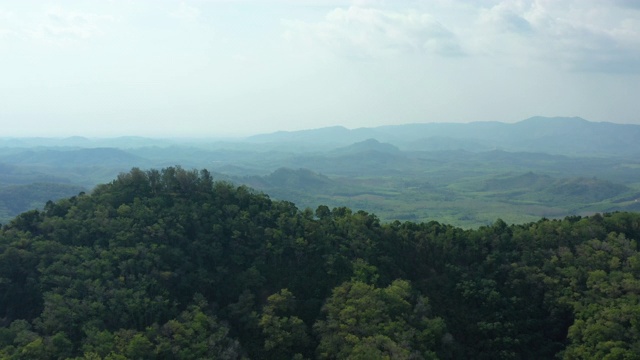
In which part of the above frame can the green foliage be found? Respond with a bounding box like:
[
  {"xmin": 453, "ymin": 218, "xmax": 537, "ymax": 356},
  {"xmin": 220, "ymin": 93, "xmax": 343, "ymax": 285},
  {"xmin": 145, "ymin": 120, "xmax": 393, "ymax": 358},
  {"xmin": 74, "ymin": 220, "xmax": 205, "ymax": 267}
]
[
  {"xmin": 1, "ymin": 167, "xmax": 640, "ymax": 359},
  {"xmin": 259, "ymin": 289, "xmax": 310, "ymax": 359},
  {"xmin": 0, "ymin": 183, "xmax": 86, "ymax": 224},
  {"xmin": 315, "ymin": 280, "xmax": 446, "ymax": 359}
]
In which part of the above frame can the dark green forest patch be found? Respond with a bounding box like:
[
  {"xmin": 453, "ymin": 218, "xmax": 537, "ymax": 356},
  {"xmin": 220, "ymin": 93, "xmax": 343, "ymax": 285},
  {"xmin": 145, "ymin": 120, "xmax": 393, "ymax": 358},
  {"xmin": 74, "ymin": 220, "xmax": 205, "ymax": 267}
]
[{"xmin": 1, "ymin": 167, "xmax": 640, "ymax": 359}]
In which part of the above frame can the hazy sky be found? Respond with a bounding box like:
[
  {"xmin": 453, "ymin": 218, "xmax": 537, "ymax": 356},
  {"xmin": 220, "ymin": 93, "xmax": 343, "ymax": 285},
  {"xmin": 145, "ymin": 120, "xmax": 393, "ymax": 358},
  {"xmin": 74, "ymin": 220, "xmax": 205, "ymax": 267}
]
[{"xmin": 1, "ymin": 0, "xmax": 639, "ymax": 137}]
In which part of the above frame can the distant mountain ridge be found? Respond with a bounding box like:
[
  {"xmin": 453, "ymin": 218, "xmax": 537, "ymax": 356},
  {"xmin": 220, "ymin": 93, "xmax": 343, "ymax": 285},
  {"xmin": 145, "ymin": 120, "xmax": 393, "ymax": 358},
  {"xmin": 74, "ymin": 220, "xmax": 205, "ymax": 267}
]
[
  {"xmin": 0, "ymin": 147, "xmax": 148, "ymax": 167},
  {"xmin": 246, "ymin": 126, "xmax": 381, "ymax": 145},
  {"xmin": 3, "ymin": 116, "xmax": 638, "ymax": 156},
  {"xmin": 248, "ymin": 117, "xmax": 640, "ymax": 156},
  {"xmin": 0, "ymin": 116, "xmax": 639, "ymax": 227}
]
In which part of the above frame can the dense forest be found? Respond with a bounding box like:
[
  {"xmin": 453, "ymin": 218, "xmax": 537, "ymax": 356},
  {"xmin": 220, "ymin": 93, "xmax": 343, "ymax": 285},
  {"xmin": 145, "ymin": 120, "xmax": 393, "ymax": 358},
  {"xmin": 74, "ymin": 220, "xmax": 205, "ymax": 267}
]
[{"xmin": 1, "ymin": 167, "xmax": 640, "ymax": 359}]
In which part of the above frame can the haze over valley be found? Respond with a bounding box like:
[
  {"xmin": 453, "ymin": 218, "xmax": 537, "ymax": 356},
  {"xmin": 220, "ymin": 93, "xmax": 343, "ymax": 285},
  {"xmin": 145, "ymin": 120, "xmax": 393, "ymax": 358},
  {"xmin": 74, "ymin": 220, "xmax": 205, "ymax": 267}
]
[{"xmin": 1, "ymin": 116, "xmax": 639, "ymax": 228}]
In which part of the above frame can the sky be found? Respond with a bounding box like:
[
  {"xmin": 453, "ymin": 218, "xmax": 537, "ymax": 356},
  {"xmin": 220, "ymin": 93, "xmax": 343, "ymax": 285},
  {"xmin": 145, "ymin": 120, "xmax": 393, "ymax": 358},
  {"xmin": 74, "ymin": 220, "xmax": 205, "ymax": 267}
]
[{"xmin": 1, "ymin": 0, "xmax": 639, "ymax": 137}]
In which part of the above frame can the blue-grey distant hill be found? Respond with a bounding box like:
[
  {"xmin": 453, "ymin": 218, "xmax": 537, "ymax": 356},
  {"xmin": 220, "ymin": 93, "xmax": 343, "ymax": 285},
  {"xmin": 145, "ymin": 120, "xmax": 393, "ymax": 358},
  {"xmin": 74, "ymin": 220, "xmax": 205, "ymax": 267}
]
[
  {"xmin": 246, "ymin": 126, "xmax": 381, "ymax": 146},
  {"xmin": 330, "ymin": 138, "xmax": 402, "ymax": 155},
  {"xmin": 0, "ymin": 136, "xmax": 177, "ymax": 148},
  {"xmin": 0, "ymin": 147, "xmax": 149, "ymax": 168},
  {"xmin": 247, "ymin": 117, "xmax": 640, "ymax": 156}
]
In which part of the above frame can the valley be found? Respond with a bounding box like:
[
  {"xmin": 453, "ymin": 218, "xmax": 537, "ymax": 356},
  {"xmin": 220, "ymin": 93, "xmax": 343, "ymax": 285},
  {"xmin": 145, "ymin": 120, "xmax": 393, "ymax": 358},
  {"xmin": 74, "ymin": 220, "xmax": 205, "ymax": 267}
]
[{"xmin": 1, "ymin": 117, "xmax": 639, "ymax": 227}]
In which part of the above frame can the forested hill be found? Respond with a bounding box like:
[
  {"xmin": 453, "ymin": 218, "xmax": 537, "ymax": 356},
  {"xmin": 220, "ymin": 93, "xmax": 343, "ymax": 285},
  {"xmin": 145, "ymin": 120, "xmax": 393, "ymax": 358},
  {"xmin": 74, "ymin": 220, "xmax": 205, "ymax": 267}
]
[{"xmin": 2, "ymin": 167, "xmax": 640, "ymax": 359}]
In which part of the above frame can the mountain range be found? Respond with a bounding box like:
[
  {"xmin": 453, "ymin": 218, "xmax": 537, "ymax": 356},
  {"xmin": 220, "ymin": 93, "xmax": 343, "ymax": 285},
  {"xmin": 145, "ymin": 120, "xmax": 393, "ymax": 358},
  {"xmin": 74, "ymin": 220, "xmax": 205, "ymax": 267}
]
[
  {"xmin": 247, "ymin": 116, "xmax": 640, "ymax": 156},
  {"xmin": 1, "ymin": 116, "xmax": 640, "ymax": 227}
]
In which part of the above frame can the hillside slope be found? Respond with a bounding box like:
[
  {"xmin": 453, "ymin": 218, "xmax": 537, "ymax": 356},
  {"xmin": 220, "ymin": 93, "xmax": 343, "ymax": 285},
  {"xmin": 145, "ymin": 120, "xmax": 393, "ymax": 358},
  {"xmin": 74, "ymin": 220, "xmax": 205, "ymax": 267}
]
[{"xmin": 1, "ymin": 167, "xmax": 640, "ymax": 359}]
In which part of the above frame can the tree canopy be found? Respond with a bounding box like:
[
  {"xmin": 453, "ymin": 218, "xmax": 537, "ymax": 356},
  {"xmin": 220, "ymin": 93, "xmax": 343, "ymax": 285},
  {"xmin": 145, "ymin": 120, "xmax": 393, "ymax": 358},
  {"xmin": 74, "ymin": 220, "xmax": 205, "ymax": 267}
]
[{"xmin": 1, "ymin": 167, "xmax": 640, "ymax": 359}]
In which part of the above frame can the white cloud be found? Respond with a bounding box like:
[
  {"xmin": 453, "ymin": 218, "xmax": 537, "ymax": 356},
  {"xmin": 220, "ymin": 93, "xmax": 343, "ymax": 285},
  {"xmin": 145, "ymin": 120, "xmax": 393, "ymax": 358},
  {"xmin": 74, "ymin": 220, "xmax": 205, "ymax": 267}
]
[
  {"xmin": 283, "ymin": 6, "xmax": 464, "ymax": 59},
  {"xmin": 283, "ymin": 1, "xmax": 640, "ymax": 72},
  {"xmin": 169, "ymin": 2, "xmax": 201, "ymax": 22},
  {"xmin": 479, "ymin": 1, "xmax": 532, "ymax": 33},
  {"xmin": 473, "ymin": 0, "xmax": 640, "ymax": 72},
  {"xmin": 613, "ymin": 0, "xmax": 640, "ymax": 10},
  {"xmin": 1, "ymin": 0, "xmax": 639, "ymax": 137},
  {"xmin": 39, "ymin": 7, "xmax": 113, "ymax": 39},
  {"xmin": 0, "ymin": 8, "xmax": 22, "ymax": 41},
  {"xmin": 0, "ymin": 6, "xmax": 115, "ymax": 45}
]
